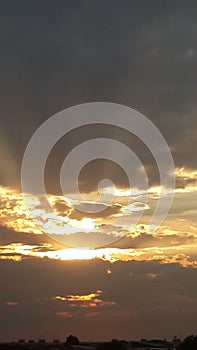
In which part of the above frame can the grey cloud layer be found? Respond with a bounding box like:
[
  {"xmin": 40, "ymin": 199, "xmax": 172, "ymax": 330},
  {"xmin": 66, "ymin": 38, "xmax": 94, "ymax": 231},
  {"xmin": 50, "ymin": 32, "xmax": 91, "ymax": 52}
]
[{"xmin": 0, "ymin": 0, "xmax": 197, "ymax": 191}]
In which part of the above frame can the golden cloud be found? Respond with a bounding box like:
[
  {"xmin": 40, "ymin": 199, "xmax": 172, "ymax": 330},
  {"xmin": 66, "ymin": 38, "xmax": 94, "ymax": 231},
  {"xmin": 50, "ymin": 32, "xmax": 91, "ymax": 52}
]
[
  {"xmin": 175, "ymin": 167, "xmax": 197, "ymax": 192},
  {"xmin": 0, "ymin": 237, "xmax": 196, "ymax": 268},
  {"xmin": 0, "ymin": 182, "xmax": 197, "ymax": 266},
  {"xmin": 53, "ymin": 290, "xmax": 116, "ymax": 308}
]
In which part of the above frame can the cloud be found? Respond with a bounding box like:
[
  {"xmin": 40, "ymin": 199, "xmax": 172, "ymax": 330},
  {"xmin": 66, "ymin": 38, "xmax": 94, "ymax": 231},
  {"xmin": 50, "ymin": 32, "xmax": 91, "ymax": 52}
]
[
  {"xmin": 53, "ymin": 291, "xmax": 101, "ymax": 302},
  {"xmin": 56, "ymin": 311, "xmax": 73, "ymax": 318},
  {"xmin": 175, "ymin": 168, "xmax": 197, "ymax": 191},
  {"xmin": 0, "ymin": 225, "xmax": 65, "ymax": 249},
  {"xmin": 0, "ymin": 241, "xmax": 196, "ymax": 269},
  {"xmin": 6, "ymin": 301, "xmax": 18, "ymax": 306},
  {"xmin": 0, "ymin": 183, "xmax": 196, "ymax": 250},
  {"xmin": 69, "ymin": 203, "xmax": 122, "ymax": 221},
  {"xmin": 0, "ymin": 257, "xmax": 196, "ymax": 341},
  {"xmin": 52, "ymin": 290, "xmax": 116, "ymax": 308},
  {"xmin": 0, "ymin": 220, "xmax": 196, "ymax": 267},
  {"xmin": 1, "ymin": 1, "xmax": 197, "ymax": 193},
  {"xmin": 180, "ymin": 210, "xmax": 197, "ymax": 217}
]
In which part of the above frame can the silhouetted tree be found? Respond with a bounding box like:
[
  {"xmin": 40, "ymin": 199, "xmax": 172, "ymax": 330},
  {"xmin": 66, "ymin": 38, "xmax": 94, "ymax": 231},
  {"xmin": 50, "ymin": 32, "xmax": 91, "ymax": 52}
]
[
  {"xmin": 96, "ymin": 339, "xmax": 127, "ymax": 350},
  {"xmin": 178, "ymin": 335, "xmax": 197, "ymax": 350},
  {"xmin": 66, "ymin": 334, "xmax": 80, "ymax": 346}
]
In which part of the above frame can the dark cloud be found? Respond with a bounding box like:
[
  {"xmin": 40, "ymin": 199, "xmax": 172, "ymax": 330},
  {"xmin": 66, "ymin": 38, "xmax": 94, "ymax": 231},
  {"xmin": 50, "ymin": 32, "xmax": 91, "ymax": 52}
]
[
  {"xmin": 69, "ymin": 202, "xmax": 122, "ymax": 220},
  {"xmin": 176, "ymin": 176, "xmax": 197, "ymax": 190},
  {"xmin": 53, "ymin": 196, "xmax": 124, "ymax": 220},
  {"xmin": 0, "ymin": 0, "xmax": 197, "ymax": 191},
  {"xmin": 102, "ymin": 231, "xmax": 197, "ymax": 249},
  {"xmin": 50, "ymin": 230, "xmax": 197, "ymax": 250},
  {"xmin": 50, "ymin": 231, "xmax": 117, "ymax": 248},
  {"xmin": 0, "ymin": 225, "xmax": 65, "ymax": 249},
  {"xmin": 54, "ymin": 201, "xmax": 71, "ymax": 217},
  {"xmin": 0, "ymin": 257, "xmax": 196, "ymax": 341}
]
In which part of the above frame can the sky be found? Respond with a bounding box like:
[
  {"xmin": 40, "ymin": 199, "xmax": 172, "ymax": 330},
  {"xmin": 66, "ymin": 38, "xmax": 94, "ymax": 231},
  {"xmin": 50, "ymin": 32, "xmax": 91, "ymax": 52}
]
[{"xmin": 0, "ymin": 0, "xmax": 197, "ymax": 343}]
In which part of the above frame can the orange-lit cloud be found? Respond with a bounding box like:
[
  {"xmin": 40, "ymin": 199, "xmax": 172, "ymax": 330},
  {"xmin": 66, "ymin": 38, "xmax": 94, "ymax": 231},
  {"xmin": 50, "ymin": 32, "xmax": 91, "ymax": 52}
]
[
  {"xmin": 146, "ymin": 273, "xmax": 157, "ymax": 279},
  {"xmin": 1, "ymin": 172, "xmax": 197, "ymax": 240},
  {"xmin": 62, "ymin": 291, "xmax": 102, "ymax": 302},
  {"xmin": 175, "ymin": 167, "xmax": 197, "ymax": 192},
  {"xmin": 53, "ymin": 290, "xmax": 116, "ymax": 308},
  {"xmin": 6, "ymin": 301, "xmax": 18, "ymax": 306},
  {"xmin": 56, "ymin": 311, "xmax": 73, "ymax": 318},
  {"xmin": 0, "ymin": 175, "xmax": 197, "ymax": 266},
  {"xmin": 0, "ymin": 241, "xmax": 196, "ymax": 268}
]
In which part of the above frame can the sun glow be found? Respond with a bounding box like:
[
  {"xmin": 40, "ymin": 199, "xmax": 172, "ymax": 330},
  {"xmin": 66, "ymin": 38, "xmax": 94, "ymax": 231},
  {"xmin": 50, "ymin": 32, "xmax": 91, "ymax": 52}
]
[
  {"xmin": 1, "ymin": 180, "xmax": 197, "ymax": 259},
  {"xmin": 37, "ymin": 247, "xmax": 114, "ymax": 261},
  {"xmin": 79, "ymin": 218, "xmax": 95, "ymax": 230}
]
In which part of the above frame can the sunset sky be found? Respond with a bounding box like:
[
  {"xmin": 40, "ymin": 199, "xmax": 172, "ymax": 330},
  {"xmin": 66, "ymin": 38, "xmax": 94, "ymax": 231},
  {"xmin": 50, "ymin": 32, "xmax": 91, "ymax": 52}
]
[{"xmin": 0, "ymin": 0, "xmax": 197, "ymax": 343}]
